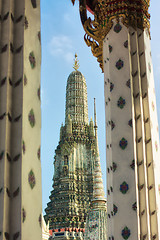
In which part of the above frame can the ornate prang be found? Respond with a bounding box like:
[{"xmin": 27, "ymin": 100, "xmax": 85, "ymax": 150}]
[
  {"xmin": 72, "ymin": 0, "xmax": 150, "ymax": 71},
  {"xmin": 45, "ymin": 62, "xmax": 98, "ymax": 231}
]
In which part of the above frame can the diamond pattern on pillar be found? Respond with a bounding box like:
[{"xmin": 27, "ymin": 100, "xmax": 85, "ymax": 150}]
[
  {"xmin": 37, "ymin": 147, "xmax": 40, "ymax": 160},
  {"xmin": 148, "ymin": 62, "xmax": 151, "ymax": 73},
  {"xmin": 22, "ymin": 208, "xmax": 26, "ymax": 222},
  {"xmin": 155, "ymin": 141, "xmax": 158, "ymax": 151},
  {"xmin": 128, "ymin": 119, "xmax": 132, "ymax": 127},
  {"xmin": 113, "ymin": 162, "xmax": 117, "ymax": 172},
  {"xmin": 31, "ymin": 0, "xmax": 37, "ymax": 8},
  {"xmin": 111, "ymin": 120, "xmax": 115, "ymax": 130},
  {"xmin": 113, "ymin": 204, "xmax": 118, "ymax": 215},
  {"xmin": 130, "ymin": 160, "xmax": 135, "ymax": 170},
  {"xmin": 121, "ymin": 226, "xmax": 131, "ymax": 239},
  {"xmin": 38, "ymin": 31, "xmax": 41, "ymax": 43},
  {"xmin": 28, "ymin": 109, "xmax": 35, "ymax": 127},
  {"xmin": 109, "ymin": 45, "xmax": 113, "ymax": 53},
  {"xmin": 37, "ymin": 87, "xmax": 40, "ymax": 100},
  {"xmin": 132, "ymin": 202, "xmax": 137, "ymax": 211},
  {"xmin": 114, "ymin": 23, "xmax": 122, "ymax": 33},
  {"xmin": 124, "ymin": 40, "xmax": 128, "ymax": 48},
  {"xmin": 0, "ymin": 151, "xmax": 4, "ymax": 160},
  {"xmin": 120, "ymin": 182, "xmax": 129, "ymax": 194},
  {"xmin": 24, "ymin": 74, "xmax": 27, "ymax": 86},
  {"xmin": 117, "ymin": 97, "xmax": 126, "ymax": 109},
  {"xmin": 119, "ymin": 138, "xmax": 128, "ymax": 150},
  {"xmin": 22, "ymin": 141, "xmax": 26, "ymax": 154},
  {"xmin": 39, "ymin": 214, "xmax": 42, "ymax": 227},
  {"xmin": 116, "ymin": 59, "xmax": 124, "ymax": 70},
  {"xmin": 110, "ymin": 82, "xmax": 114, "ymax": 92},
  {"xmin": 24, "ymin": 16, "xmax": 28, "ymax": 29},
  {"xmin": 29, "ymin": 51, "xmax": 36, "ymax": 69},
  {"xmin": 28, "ymin": 170, "xmax": 36, "ymax": 189},
  {"xmin": 126, "ymin": 79, "xmax": 130, "ymax": 88}
]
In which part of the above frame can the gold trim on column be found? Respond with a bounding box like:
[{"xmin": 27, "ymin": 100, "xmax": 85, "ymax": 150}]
[{"xmin": 74, "ymin": 0, "xmax": 150, "ymax": 72}]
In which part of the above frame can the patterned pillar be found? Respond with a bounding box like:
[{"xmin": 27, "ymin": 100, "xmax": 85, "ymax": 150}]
[
  {"xmin": 73, "ymin": 0, "xmax": 160, "ymax": 239},
  {"xmin": 0, "ymin": 1, "xmax": 42, "ymax": 239}
]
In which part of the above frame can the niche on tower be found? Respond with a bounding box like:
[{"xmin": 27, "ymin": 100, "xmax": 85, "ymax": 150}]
[
  {"xmin": 63, "ymin": 155, "xmax": 69, "ymax": 176},
  {"xmin": 64, "ymin": 155, "xmax": 69, "ymax": 166}
]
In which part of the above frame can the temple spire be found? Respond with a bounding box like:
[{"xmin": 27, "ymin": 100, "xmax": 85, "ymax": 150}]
[
  {"xmin": 45, "ymin": 57, "xmax": 97, "ymax": 239},
  {"xmin": 93, "ymin": 99, "xmax": 105, "ymax": 202},
  {"xmin": 84, "ymin": 111, "xmax": 107, "ymax": 239},
  {"xmin": 94, "ymin": 98, "xmax": 97, "ymax": 130},
  {"xmin": 92, "ymin": 155, "xmax": 106, "ymax": 202},
  {"xmin": 94, "ymin": 98, "xmax": 99, "ymax": 157},
  {"xmin": 65, "ymin": 58, "xmax": 88, "ymax": 124},
  {"xmin": 94, "ymin": 98, "xmax": 98, "ymax": 137}
]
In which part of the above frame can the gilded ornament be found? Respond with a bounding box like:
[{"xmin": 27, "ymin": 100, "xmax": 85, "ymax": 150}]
[
  {"xmin": 72, "ymin": 0, "xmax": 150, "ymax": 72},
  {"xmin": 73, "ymin": 53, "xmax": 80, "ymax": 71}
]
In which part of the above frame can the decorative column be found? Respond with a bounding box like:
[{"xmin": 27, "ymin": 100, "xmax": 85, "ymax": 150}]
[
  {"xmin": 0, "ymin": 1, "xmax": 42, "ymax": 239},
  {"xmin": 72, "ymin": 0, "xmax": 160, "ymax": 239}
]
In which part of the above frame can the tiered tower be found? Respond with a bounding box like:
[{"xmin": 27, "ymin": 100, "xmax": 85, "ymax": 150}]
[
  {"xmin": 45, "ymin": 56, "xmax": 100, "ymax": 239},
  {"xmin": 72, "ymin": 0, "xmax": 160, "ymax": 240},
  {"xmin": 0, "ymin": 1, "xmax": 42, "ymax": 240}
]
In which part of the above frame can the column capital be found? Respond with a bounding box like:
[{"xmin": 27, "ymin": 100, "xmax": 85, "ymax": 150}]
[{"xmin": 76, "ymin": 0, "xmax": 150, "ymax": 71}]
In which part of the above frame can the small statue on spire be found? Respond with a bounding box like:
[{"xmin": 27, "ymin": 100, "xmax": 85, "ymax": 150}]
[{"xmin": 73, "ymin": 53, "xmax": 80, "ymax": 71}]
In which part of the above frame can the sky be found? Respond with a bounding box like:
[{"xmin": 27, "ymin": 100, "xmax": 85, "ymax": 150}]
[{"xmin": 41, "ymin": 1, "xmax": 160, "ymax": 214}]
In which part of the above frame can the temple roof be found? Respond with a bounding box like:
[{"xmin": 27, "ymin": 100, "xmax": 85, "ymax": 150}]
[{"xmin": 65, "ymin": 66, "xmax": 89, "ymax": 124}]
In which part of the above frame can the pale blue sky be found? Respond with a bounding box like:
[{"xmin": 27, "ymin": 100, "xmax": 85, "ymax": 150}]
[{"xmin": 41, "ymin": 1, "xmax": 160, "ymax": 213}]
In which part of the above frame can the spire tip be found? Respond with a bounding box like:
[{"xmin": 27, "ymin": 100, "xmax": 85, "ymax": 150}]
[
  {"xmin": 73, "ymin": 53, "xmax": 80, "ymax": 71},
  {"xmin": 94, "ymin": 98, "xmax": 97, "ymax": 128}
]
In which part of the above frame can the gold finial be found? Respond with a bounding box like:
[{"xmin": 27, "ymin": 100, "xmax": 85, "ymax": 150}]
[{"xmin": 73, "ymin": 53, "xmax": 80, "ymax": 71}]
